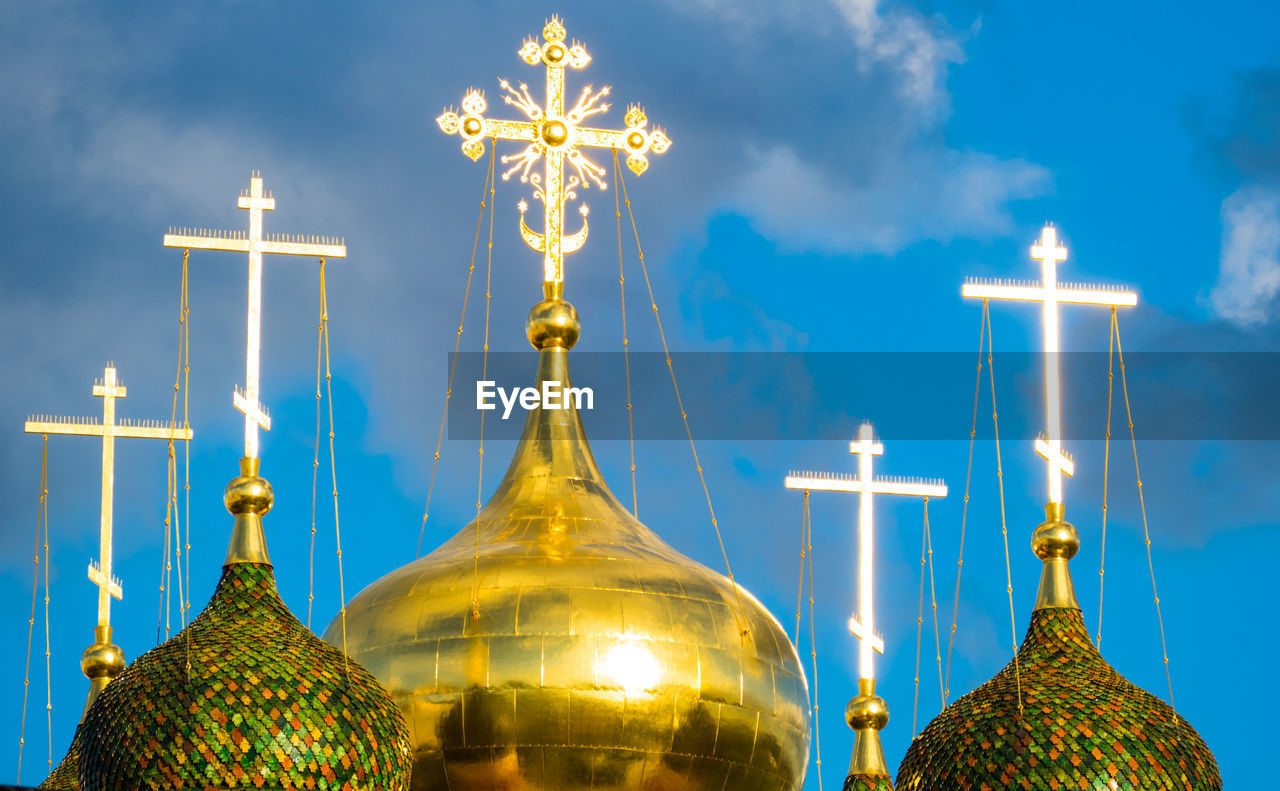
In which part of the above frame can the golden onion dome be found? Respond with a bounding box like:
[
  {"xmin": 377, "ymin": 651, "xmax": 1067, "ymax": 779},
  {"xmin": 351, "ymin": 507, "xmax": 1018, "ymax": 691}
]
[
  {"xmin": 75, "ymin": 458, "xmax": 413, "ymax": 790},
  {"xmin": 327, "ymin": 298, "xmax": 811, "ymax": 790},
  {"xmin": 896, "ymin": 504, "xmax": 1220, "ymax": 791}
]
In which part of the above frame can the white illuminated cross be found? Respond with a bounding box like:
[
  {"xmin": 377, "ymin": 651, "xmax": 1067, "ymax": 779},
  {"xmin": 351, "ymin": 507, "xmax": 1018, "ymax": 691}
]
[
  {"xmin": 25, "ymin": 366, "xmax": 193, "ymax": 629},
  {"xmin": 785, "ymin": 422, "xmax": 947, "ymax": 682},
  {"xmin": 963, "ymin": 224, "xmax": 1137, "ymax": 505},
  {"xmin": 164, "ymin": 172, "xmax": 347, "ymax": 459}
]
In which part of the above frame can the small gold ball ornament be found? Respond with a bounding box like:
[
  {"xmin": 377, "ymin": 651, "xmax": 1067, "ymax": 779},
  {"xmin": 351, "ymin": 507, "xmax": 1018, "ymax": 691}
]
[
  {"xmin": 845, "ymin": 691, "xmax": 890, "ymax": 731},
  {"xmin": 461, "ymin": 116, "xmax": 483, "ymax": 137},
  {"xmin": 1032, "ymin": 506, "xmax": 1080, "ymax": 561},
  {"xmin": 543, "ymin": 42, "xmax": 566, "ymax": 65},
  {"xmin": 526, "ymin": 298, "xmax": 580, "ymax": 350},
  {"xmin": 81, "ymin": 639, "xmax": 126, "ymax": 681},
  {"xmin": 224, "ymin": 467, "xmax": 274, "ymax": 517},
  {"xmin": 540, "ymin": 119, "xmax": 569, "ymax": 147}
]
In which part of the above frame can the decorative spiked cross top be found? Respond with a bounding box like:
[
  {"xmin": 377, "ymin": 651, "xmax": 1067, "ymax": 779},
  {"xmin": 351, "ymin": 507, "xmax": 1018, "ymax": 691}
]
[
  {"xmin": 963, "ymin": 224, "xmax": 1137, "ymax": 505},
  {"xmin": 164, "ymin": 172, "xmax": 346, "ymax": 459},
  {"xmin": 786, "ymin": 422, "xmax": 947, "ymax": 682},
  {"xmin": 436, "ymin": 15, "xmax": 671, "ymax": 299},
  {"xmin": 25, "ymin": 366, "xmax": 193, "ymax": 630}
]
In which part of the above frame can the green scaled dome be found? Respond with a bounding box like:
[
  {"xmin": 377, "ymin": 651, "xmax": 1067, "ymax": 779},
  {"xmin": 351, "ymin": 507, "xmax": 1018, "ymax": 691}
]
[
  {"xmin": 896, "ymin": 506, "xmax": 1220, "ymax": 791},
  {"xmin": 76, "ymin": 459, "xmax": 413, "ymax": 790},
  {"xmin": 39, "ymin": 732, "xmax": 80, "ymax": 790}
]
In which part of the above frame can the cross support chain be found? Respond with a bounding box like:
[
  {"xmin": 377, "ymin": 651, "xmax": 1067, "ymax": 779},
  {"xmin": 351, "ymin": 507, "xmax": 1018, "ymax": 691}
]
[
  {"xmin": 436, "ymin": 15, "xmax": 670, "ymax": 296},
  {"xmin": 164, "ymin": 171, "xmax": 346, "ymax": 459},
  {"xmin": 785, "ymin": 422, "xmax": 946, "ymax": 683},
  {"xmin": 24, "ymin": 366, "xmax": 193, "ymax": 630},
  {"xmin": 963, "ymin": 224, "xmax": 1136, "ymax": 505}
]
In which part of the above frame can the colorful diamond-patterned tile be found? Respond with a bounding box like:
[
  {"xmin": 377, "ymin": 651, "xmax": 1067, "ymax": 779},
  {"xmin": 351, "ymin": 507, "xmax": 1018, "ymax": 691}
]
[
  {"xmin": 897, "ymin": 607, "xmax": 1220, "ymax": 791},
  {"xmin": 75, "ymin": 563, "xmax": 411, "ymax": 790}
]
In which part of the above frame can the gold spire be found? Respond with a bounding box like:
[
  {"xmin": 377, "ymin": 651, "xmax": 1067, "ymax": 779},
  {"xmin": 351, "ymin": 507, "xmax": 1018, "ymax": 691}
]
[
  {"xmin": 78, "ymin": 625, "xmax": 125, "ymax": 718},
  {"xmin": 223, "ymin": 456, "xmax": 274, "ymax": 567},
  {"xmin": 436, "ymin": 15, "xmax": 670, "ymax": 299},
  {"xmin": 1032, "ymin": 502, "xmax": 1081, "ymax": 611},
  {"xmin": 845, "ymin": 678, "xmax": 891, "ymax": 778}
]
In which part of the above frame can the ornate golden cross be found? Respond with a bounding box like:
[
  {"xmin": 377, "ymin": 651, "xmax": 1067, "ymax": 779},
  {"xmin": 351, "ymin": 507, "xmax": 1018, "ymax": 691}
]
[
  {"xmin": 164, "ymin": 172, "xmax": 346, "ymax": 459},
  {"xmin": 25, "ymin": 365, "xmax": 193, "ymax": 630},
  {"xmin": 437, "ymin": 16, "xmax": 671, "ymax": 299}
]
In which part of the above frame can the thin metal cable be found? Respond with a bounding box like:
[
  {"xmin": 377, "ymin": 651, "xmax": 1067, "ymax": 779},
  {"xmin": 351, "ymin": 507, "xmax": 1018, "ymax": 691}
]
[
  {"xmin": 308, "ymin": 311, "xmax": 322, "ymax": 629},
  {"xmin": 41, "ymin": 447, "xmax": 52, "ymax": 774},
  {"xmin": 18, "ymin": 436, "xmax": 47, "ymax": 784},
  {"xmin": 944, "ymin": 305, "xmax": 987, "ymax": 705},
  {"xmin": 618, "ymin": 163, "xmax": 750, "ymax": 637},
  {"xmin": 417, "ymin": 149, "xmax": 494, "ymax": 557},
  {"xmin": 985, "ymin": 300, "xmax": 1022, "ymax": 714},
  {"xmin": 803, "ymin": 491, "xmax": 824, "ymax": 791},
  {"xmin": 913, "ymin": 496, "xmax": 947, "ymax": 737},
  {"xmin": 913, "ymin": 497, "xmax": 928, "ymax": 737},
  {"xmin": 161, "ymin": 249, "xmax": 191, "ymax": 641},
  {"xmin": 319, "ymin": 259, "xmax": 351, "ymax": 680},
  {"xmin": 1114, "ymin": 317, "xmax": 1177, "ymax": 709},
  {"xmin": 1098, "ymin": 308, "xmax": 1117, "ymax": 648},
  {"xmin": 180, "ymin": 254, "xmax": 193, "ymax": 681},
  {"xmin": 794, "ymin": 490, "xmax": 809, "ymax": 647},
  {"xmin": 612, "ymin": 151, "xmax": 639, "ymax": 516},
  {"xmin": 158, "ymin": 454, "xmax": 172, "ymax": 643},
  {"xmin": 925, "ymin": 499, "xmax": 945, "ymax": 712},
  {"xmin": 471, "ymin": 145, "xmax": 497, "ymax": 621}
]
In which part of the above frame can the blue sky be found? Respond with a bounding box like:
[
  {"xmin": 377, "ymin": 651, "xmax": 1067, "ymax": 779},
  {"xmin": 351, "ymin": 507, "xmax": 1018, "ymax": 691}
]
[{"xmin": 0, "ymin": 0, "xmax": 1275, "ymax": 786}]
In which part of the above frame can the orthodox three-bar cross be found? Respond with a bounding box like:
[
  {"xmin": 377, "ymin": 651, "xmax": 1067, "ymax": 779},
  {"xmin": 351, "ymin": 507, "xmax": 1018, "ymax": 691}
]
[
  {"xmin": 786, "ymin": 422, "xmax": 947, "ymax": 682},
  {"xmin": 963, "ymin": 224, "xmax": 1137, "ymax": 505},
  {"xmin": 164, "ymin": 172, "xmax": 346, "ymax": 459},
  {"xmin": 436, "ymin": 15, "xmax": 671, "ymax": 300},
  {"xmin": 25, "ymin": 366, "xmax": 193, "ymax": 630}
]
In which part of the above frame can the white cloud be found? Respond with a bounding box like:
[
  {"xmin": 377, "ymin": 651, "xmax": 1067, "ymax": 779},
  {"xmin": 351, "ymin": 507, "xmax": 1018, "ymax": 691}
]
[
  {"xmin": 730, "ymin": 144, "xmax": 1049, "ymax": 255},
  {"xmin": 1209, "ymin": 186, "xmax": 1280, "ymax": 324},
  {"xmin": 666, "ymin": 0, "xmax": 1042, "ymax": 255},
  {"xmin": 832, "ymin": 0, "xmax": 964, "ymax": 110}
]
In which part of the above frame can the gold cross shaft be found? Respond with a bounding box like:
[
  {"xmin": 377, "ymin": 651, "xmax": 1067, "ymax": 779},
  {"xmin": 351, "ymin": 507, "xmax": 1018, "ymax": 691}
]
[
  {"xmin": 437, "ymin": 16, "xmax": 670, "ymax": 299},
  {"xmin": 25, "ymin": 365, "xmax": 193, "ymax": 629},
  {"xmin": 164, "ymin": 171, "xmax": 346, "ymax": 459}
]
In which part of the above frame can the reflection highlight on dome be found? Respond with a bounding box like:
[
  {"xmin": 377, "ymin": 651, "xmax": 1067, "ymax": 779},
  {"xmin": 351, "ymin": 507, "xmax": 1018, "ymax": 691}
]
[{"xmin": 600, "ymin": 638, "xmax": 661, "ymax": 694}]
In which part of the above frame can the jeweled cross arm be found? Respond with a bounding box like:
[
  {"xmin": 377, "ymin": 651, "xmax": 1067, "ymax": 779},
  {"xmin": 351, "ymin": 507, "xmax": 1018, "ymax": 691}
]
[{"xmin": 436, "ymin": 16, "xmax": 671, "ymax": 298}]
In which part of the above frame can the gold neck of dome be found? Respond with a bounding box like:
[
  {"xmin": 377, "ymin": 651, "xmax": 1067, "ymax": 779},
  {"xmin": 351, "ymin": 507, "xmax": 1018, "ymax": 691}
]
[
  {"xmin": 79, "ymin": 624, "xmax": 126, "ymax": 719},
  {"xmin": 223, "ymin": 456, "xmax": 274, "ymax": 567},
  {"xmin": 1032, "ymin": 502, "xmax": 1081, "ymax": 611},
  {"xmin": 845, "ymin": 678, "xmax": 891, "ymax": 778}
]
